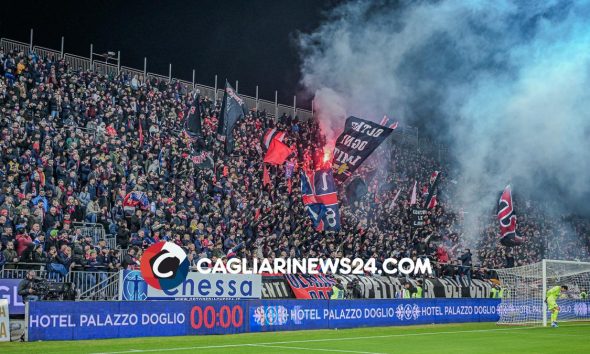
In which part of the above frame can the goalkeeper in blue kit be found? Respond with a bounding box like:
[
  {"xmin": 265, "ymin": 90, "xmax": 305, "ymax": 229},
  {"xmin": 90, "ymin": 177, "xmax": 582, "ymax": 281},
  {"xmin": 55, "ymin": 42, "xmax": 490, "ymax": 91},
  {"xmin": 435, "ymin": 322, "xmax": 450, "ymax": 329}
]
[{"xmin": 546, "ymin": 285, "xmax": 568, "ymax": 327}]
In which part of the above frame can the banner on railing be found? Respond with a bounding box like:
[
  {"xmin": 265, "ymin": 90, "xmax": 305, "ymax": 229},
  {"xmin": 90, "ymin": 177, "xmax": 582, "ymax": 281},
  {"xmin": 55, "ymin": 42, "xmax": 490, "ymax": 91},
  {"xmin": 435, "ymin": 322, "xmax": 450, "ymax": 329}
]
[
  {"xmin": 334, "ymin": 275, "xmax": 493, "ymax": 299},
  {"xmin": 0, "ymin": 279, "xmax": 25, "ymax": 315},
  {"xmin": 284, "ymin": 274, "xmax": 335, "ymax": 299},
  {"xmin": 261, "ymin": 276, "xmax": 294, "ymax": 299},
  {"xmin": 118, "ymin": 270, "xmax": 262, "ymax": 300},
  {"xmin": 28, "ymin": 298, "xmax": 507, "ymax": 341}
]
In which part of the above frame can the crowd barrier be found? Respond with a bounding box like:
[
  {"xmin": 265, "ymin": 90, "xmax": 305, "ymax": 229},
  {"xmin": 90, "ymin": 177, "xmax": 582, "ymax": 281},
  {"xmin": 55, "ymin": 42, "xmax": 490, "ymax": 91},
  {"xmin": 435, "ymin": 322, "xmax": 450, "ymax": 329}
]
[
  {"xmin": 1, "ymin": 272, "xmax": 493, "ymax": 317},
  {"xmin": 119, "ymin": 270, "xmax": 494, "ymax": 301},
  {"xmin": 26, "ymin": 298, "xmax": 502, "ymax": 341}
]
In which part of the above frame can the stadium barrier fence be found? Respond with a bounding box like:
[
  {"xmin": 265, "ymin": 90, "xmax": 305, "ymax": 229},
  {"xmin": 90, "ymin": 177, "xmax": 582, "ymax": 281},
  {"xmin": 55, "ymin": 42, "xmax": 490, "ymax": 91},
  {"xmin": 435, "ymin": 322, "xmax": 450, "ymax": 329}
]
[
  {"xmin": 0, "ymin": 37, "xmax": 314, "ymax": 121},
  {"xmin": 72, "ymin": 222, "xmax": 106, "ymax": 243},
  {"xmin": 1, "ymin": 264, "xmax": 120, "ymax": 305},
  {"xmin": 26, "ymin": 298, "xmax": 506, "ymax": 341},
  {"xmin": 0, "ymin": 36, "xmax": 452, "ymax": 158}
]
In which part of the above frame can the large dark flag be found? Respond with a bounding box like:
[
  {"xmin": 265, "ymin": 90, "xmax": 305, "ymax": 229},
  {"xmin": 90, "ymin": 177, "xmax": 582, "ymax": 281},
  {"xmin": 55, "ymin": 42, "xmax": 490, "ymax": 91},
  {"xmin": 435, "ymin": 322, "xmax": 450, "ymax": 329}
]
[
  {"xmin": 185, "ymin": 94, "xmax": 202, "ymax": 138},
  {"xmin": 217, "ymin": 81, "xmax": 248, "ymax": 153},
  {"xmin": 332, "ymin": 116, "xmax": 394, "ymax": 182},
  {"xmin": 424, "ymin": 171, "xmax": 441, "ymax": 209},
  {"xmin": 300, "ymin": 167, "xmax": 340, "ymax": 231},
  {"xmin": 346, "ymin": 177, "xmax": 368, "ymax": 204},
  {"xmin": 181, "ymin": 93, "xmax": 211, "ymax": 168},
  {"xmin": 497, "ymin": 185, "xmax": 523, "ymax": 246}
]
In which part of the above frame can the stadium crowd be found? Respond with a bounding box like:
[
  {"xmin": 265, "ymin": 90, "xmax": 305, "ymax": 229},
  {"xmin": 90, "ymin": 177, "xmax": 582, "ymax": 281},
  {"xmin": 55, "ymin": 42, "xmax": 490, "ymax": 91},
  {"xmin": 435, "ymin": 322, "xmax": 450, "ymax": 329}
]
[{"xmin": 1, "ymin": 47, "xmax": 589, "ymax": 285}]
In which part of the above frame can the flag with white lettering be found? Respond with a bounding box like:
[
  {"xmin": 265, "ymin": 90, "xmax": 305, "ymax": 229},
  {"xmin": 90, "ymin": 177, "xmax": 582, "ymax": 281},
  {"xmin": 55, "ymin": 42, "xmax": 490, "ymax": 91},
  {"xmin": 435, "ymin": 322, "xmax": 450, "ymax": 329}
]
[
  {"xmin": 188, "ymin": 150, "xmax": 214, "ymax": 170},
  {"xmin": 332, "ymin": 116, "xmax": 394, "ymax": 182},
  {"xmin": 284, "ymin": 274, "xmax": 336, "ymax": 299},
  {"xmin": 217, "ymin": 81, "xmax": 248, "ymax": 153}
]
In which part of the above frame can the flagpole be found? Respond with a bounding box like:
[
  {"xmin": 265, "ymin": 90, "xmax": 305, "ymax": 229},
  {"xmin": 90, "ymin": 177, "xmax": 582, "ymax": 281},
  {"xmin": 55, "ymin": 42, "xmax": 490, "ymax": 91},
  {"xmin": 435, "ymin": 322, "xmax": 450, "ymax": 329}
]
[
  {"xmin": 274, "ymin": 91, "xmax": 278, "ymax": 119},
  {"xmin": 214, "ymin": 75, "xmax": 218, "ymax": 101}
]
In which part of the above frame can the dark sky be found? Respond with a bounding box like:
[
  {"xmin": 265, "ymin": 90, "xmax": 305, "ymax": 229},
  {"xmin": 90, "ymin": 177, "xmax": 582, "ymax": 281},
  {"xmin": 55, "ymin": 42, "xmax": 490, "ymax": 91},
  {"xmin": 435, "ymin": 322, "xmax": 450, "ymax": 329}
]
[{"xmin": 0, "ymin": 0, "xmax": 337, "ymax": 109}]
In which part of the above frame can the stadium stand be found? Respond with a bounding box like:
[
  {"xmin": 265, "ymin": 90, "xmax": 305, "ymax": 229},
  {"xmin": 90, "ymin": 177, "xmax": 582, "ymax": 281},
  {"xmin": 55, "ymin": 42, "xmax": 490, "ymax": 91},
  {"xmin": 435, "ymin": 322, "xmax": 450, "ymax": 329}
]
[{"xmin": 1, "ymin": 39, "xmax": 589, "ymax": 300}]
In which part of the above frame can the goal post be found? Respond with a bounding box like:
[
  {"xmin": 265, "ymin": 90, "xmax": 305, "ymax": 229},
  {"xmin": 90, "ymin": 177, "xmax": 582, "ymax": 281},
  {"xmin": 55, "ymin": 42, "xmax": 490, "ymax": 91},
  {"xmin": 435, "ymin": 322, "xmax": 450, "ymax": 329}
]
[
  {"xmin": 542, "ymin": 259, "xmax": 547, "ymax": 327},
  {"xmin": 495, "ymin": 259, "xmax": 590, "ymax": 326}
]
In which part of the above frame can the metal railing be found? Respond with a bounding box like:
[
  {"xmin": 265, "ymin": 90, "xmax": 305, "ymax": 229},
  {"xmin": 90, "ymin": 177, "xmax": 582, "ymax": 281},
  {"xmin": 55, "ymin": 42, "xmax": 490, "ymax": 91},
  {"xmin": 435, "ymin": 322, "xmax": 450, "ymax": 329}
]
[
  {"xmin": 146, "ymin": 72, "xmax": 169, "ymax": 83},
  {"xmin": 0, "ymin": 264, "xmax": 46, "ymax": 279},
  {"xmin": 0, "ymin": 263, "xmax": 119, "ymax": 300},
  {"xmin": 93, "ymin": 61, "xmax": 118, "ymax": 77},
  {"xmin": 120, "ymin": 65, "xmax": 144, "ymax": 81},
  {"xmin": 195, "ymin": 83, "xmax": 216, "ymax": 100},
  {"xmin": 0, "ymin": 36, "xmax": 313, "ymax": 121},
  {"xmin": 33, "ymin": 45, "xmax": 61, "ymax": 60},
  {"xmin": 69, "ymin": 220, "xmax": 116, "ymax": 247},
  {"xmin": 77, "ymin": 270, "xmax": 119, "ymax": 300},
  {"xmin": 72, "ymin": 222, "xmax": 106, "ymax": 244},
  {"xmin": 105, "ymin": 236, "xmax": 118, "ymax": 249},
  {"xmin": 0, "ymin": 38, "xmax": 29, "ymax": 53},
  {"xmin": 63, "ymin": 53, "xmax": 91, "ymax": 72},
  {"xmin": 0, "ymin": 36, "xmax": 445, "ymax": 151}
]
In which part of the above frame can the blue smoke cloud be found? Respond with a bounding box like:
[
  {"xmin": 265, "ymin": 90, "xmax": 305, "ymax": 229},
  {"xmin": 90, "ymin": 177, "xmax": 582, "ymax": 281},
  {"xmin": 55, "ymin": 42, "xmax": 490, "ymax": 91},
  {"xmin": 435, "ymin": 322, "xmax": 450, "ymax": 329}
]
[{"xmin": 298, "ymin": 0, "xmax": 590, "ymax": 224}]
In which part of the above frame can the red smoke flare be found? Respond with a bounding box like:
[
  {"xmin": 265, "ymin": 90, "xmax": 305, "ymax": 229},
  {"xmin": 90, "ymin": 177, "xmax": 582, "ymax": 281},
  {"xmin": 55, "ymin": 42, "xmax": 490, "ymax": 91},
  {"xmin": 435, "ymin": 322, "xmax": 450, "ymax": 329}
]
[
  {"xmin": 322, "ymin": 146, "xmax": 332, "ymax": 164},
  {"xmin": 315, "ymin": 145, "xmax": 334, "ymax": 170}
]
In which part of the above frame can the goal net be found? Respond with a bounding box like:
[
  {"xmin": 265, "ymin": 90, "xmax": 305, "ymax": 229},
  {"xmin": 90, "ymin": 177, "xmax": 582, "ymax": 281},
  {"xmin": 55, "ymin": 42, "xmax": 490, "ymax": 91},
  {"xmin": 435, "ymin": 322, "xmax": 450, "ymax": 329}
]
[{"xmin": 496, "ymin": 260, "xmax": 590, "ymax": 326}]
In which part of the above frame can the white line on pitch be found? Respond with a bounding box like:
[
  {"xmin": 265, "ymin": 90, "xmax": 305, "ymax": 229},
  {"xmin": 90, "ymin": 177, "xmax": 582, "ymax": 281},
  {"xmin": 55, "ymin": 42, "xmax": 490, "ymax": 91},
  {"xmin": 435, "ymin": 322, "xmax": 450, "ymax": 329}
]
[
  {"xmin": 248, "ymin": 343, "xmax": 386, "ymax": 354},
  {"xmin": 89, "ymin": 324, "xmax": 590, "ymax": 354}
]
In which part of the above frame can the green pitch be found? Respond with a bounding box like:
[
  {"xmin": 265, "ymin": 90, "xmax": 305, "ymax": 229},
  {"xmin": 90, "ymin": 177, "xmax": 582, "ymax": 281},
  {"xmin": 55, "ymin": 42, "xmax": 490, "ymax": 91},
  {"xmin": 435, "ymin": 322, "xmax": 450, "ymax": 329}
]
[{"xmin": 2, "ymin": 322, "xmax": 589, "ymax": 354}]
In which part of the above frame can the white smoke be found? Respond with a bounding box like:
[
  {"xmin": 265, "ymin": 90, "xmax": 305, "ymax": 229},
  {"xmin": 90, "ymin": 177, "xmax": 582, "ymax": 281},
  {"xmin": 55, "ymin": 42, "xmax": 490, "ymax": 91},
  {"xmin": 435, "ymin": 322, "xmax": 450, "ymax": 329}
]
[{"xmin": 298, "ymin": 0, "xmax": 590, "ymax": 237}]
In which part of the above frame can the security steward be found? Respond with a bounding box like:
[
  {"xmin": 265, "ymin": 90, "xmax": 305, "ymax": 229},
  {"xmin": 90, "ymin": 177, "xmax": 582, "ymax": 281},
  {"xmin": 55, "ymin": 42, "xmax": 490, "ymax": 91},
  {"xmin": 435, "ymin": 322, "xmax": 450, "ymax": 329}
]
[{"xmin": 330, "ymin": 278, "xmax": 345, "ymax": 299}]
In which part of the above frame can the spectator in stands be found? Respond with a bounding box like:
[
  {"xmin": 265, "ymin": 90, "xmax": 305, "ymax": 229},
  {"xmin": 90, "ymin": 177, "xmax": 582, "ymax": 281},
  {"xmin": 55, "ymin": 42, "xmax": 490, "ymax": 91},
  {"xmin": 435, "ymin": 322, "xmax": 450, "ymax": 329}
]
[
  {"xmin": 86, "ymin": 200, "xmax": 100, "ymax": 223},
  {"xmin": 15, "ymin": 227, "xmax": 32, "ymax": 255},
  {"xmin": 0, "ymin": 244, "xmax": 5, "ymax": 269},
  {"xmin": 47, "ymin": 246, "xmax": 67, "ymax": 279},
  {"xmin": 3, "ymin": 240, "xmax": 18, "ymax": 263},
  {"xmin": 0, "ymin": 46, "xmax": 588, "ymax": 298},
  {"xmin": 84, "ymin": 248, "xmax": 108, "ymax": 290},
  {"xmin": 32, "ymin": 244, "xmax": 48, "ymax": 263},
  {"xmin": 459, "ymin": 248, "xmax": 473, "ymax": 286},
  {"xmin": 122, "ymin": 247, "xmax": 140, "ymax": 270}
]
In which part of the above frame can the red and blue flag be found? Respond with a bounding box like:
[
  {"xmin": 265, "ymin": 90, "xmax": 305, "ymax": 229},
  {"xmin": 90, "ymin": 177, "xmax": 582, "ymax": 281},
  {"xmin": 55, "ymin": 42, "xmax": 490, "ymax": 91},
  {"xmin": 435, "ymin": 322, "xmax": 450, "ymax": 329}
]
[
  {"xmin": 300, "ymin": 167, "xmax": 340, "ymax": 231},
  {"xmin": 123, "ymin": 191, "xmax": 150, "ymax": 210}
]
